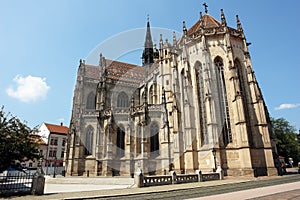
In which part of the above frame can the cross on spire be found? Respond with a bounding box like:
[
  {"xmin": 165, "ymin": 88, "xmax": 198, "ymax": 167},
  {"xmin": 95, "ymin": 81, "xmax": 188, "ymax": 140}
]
[{"xmin": 203, "ymin": 2, "xmax": 208, "ymax": 13}]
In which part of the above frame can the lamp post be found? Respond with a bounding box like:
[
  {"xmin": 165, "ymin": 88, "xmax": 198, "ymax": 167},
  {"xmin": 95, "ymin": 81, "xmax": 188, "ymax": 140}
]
[
  {"xmin": 212, "ymin": 148, "xmax": 217, "ymax": 172},
  {"xmin": 53, "ymin": 156, "xmax": 57, "ymax": 178}
]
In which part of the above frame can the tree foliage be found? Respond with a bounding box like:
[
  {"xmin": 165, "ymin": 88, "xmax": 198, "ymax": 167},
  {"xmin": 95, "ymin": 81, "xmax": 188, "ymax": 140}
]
[
  {"xmin": 271, "ymin": 117, "xmax": 300, "ymax": 164},
  {"xmin": 0, "ymin": 107, "xmax": 40, "ymax": 172}
]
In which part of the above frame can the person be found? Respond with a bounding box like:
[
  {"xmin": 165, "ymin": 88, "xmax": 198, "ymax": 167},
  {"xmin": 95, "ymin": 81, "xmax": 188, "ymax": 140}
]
[{"xmin": 281, "ymin": 162, "xmax": 287, "ymax": 174}]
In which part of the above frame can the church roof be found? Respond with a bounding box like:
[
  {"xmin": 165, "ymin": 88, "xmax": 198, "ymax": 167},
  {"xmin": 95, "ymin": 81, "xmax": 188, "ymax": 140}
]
[
  {"xmin": 187, "ymin": 14, "xmax": 221, "ymax": 36},
  {"xmin": 106, "ymin": 60, "xmax": 145, "ymax": 83},
  {"xmin": 85, "ymin": 64, "xmax": 101, "ymax": 79},
  {"xmin": 84, "ymin": 60, "xmax": 144, "ymax": 84}
]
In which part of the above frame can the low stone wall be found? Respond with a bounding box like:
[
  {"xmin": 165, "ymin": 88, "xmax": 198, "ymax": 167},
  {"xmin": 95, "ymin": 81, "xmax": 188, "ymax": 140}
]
[{"xmin": 135, "ymin": 167, "xmax": 224, "ymax": 188}]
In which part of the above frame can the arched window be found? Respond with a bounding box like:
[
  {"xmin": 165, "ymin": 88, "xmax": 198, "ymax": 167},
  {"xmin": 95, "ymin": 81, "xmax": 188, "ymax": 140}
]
[
  {"xmin": 150, "ymin": 122, "xmax": 160, "ymax": 157},
  {"xmin": 235, "ymin": 59, "xmax": 252, "ymax": 145},
  {"xmin": 117, "ymin": 92, "xmax": 129, "ymax": 108},
  {"xmin": 195, "ymin": 62, "xmax": 207, "ymax": 146},
  {"xmin": 116, "ymin": 126, "xmax": 125, "ymax": 157},
  {"xmin": 149, "ymin": 84, "xmax": 157, "ymax": 104},
  {"xmin": 86, "ymin": 92, "xmax": 96, "ymax": 110},
  {"xmin": 85, "ymin": 126, "xmax": 94, "ymax": 155},
  {"xmin": 215, "ymin": 56, "xmax": 232, "ymax": 145},
  {"xmin": 149, "ymin": 85, "xmax": 153, "ymax": 104}
]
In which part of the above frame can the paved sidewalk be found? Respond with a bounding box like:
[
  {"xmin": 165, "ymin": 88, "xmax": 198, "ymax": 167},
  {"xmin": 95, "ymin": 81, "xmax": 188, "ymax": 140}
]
[
  {"xmin": 5, "ymin": 176, "xmax": 282, "ymax": 200},
  {"xmin": 4, "ymin": 168, "xmax": 300, "ymax": 200}
]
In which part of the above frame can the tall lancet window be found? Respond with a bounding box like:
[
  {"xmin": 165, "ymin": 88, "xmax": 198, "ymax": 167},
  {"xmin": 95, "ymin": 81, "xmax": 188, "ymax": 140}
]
[
  {"xmin": 215, "ymin": 57, "xmax": 232, "ymax": 145},
  {"xmin": 195, "ymin": 62, "xmax": 207, "ymax": 146},
  {"xmin": 235, "ymin": 59, "xmax": 252, "ymax": 145},
  {"xmin": 150, "ymin": 122, "xmax": 160, "ymax": 158},
  {"xmin": 85, "ymin": 126, "xmax": 94, "ymax": 155},
  {"xmin": 116, "ymin": 126, "xmax": 125, "ymax": 158},
  {"xmin": 86, "ymin": 92, "xmax": 96, "ymax": 110},
  {"xmin": 117, "ymin": 92, "xmax": 129, "ymax": 108}
]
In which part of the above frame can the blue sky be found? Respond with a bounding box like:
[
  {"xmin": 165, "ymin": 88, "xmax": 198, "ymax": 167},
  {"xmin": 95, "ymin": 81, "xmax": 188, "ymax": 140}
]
[{"xmin": 1, "ymin": 0, "xmax": 300, "ymax": 131}]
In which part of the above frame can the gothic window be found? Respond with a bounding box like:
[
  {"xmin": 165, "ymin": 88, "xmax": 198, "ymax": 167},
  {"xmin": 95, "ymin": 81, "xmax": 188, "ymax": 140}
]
[
  {"xmin": 149, "ymin": 84, "xmax": 157, "ymax": 104},
  {"xmin": 85, "ymin": 126, "xmax": 94, "ymax": 155},
  {"xmin": 116, "ymin": 127, "xmax": 125, "ymax": 158},
  {"xmin": 149, "ymin": 85, "xmax": 153, "ymax": 104},
  {"xmin": 136, "ymin": 126, "xmax": 141, "ymax": 155},
  {"xmin": 117, "ymin": 92, "xmax": 129, "ymax": 108},
  {"xmin": 215, "ymin": 56, "xmax": 232, "ymax": 145},
  {"xmin": 195, "ymin": 62, "xmax": 207, "ymax": 146},
  {"xmin": 235, "ymin": 59, "xmax": 253, "ymax": 145},
  {"xmin": 86, "ymin": 92, "xmax": 96, "ymax": 110},
  {"xmin": 150, "ymin": 122, "xmax": 160, "ymax": 157}
]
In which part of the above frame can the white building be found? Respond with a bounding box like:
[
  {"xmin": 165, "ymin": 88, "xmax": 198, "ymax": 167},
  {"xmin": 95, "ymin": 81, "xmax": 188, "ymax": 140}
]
[{"xmin": 38, "ymin": 123, "xmax": 68, "ymax": 167}]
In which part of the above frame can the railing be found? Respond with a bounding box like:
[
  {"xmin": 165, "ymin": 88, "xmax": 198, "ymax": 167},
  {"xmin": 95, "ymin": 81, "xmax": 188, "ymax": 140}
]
[
  {"xmin": 202, "ymin": 172, "xmax": 220, "ymax": 181},
  {"xmin": 135, "ymin": 169, "xmax": 223, "ymax": 188},
  {"xmin": 0, "ymin": 170, "xmax": 45, "ymax": 196},
  {"xmin": 0, "ymin": 172, "xmax": 33, "ymax": 195},
  {"xmin": 143, "ymin": 175, "xmax": 172, "ymax": 187},
  {"xmin": 176, "ymin": 174, "xmax": 198, "ymax": 184}
]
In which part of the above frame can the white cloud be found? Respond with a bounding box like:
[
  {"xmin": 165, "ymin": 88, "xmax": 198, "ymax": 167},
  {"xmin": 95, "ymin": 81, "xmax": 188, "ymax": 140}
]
[
  {"xmin": 275, "ymin": 103, "xmax": 300, "ymax": 110},
  {"xmin": 6, "ymin": 75, "xmax": 50, "ymax": 102}
]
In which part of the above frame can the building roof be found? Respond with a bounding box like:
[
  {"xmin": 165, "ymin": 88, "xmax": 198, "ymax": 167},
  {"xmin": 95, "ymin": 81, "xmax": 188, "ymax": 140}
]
[
  {"xmin": 187, "ymin": 14, "xmax": 221, "ymax": 36},
  {"xmin": 106, "ymin": 60, "xmax": 145, "ymax": 83},
  {"xmin": 44, "ymin": 123, "xmax": 68, "ymax": 135},
  {"xmin": 30, "ymin": 134, "xmax": 47, "ymax": 145},
  {"xmin": 84, "ymin": 60, "xmax": 145, "ymax": 84}
]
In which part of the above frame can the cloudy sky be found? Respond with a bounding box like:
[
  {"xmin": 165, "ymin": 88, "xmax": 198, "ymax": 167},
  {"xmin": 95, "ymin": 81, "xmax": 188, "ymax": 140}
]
[{"xmin": 1, "ymin": 0, "xmax": 299, "ymax": 130}]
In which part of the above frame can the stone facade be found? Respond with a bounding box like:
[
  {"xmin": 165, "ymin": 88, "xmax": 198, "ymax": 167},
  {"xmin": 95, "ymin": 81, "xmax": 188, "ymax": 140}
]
[{"xmin": 65, "ymin": 9, "xmax": 278, "ymax": 177}]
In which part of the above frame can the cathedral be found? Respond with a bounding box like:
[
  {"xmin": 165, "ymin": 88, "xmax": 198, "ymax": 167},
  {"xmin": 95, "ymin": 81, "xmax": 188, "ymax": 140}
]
[{"xmin": 65, "ymin": 7, "xmax": 278, "ymax": 177}]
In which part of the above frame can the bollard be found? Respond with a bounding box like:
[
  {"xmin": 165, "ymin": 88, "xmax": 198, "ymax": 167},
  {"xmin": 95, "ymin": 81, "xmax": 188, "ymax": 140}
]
[
  {"xmin": 134, "ymin": 168, "xmax": 144, "ymax": 188},
  {"xmin": 195, "ymin": 170, "xmax": 203, "ymax": 182},
  {"xmin": 31, "ymin": 173, "xmax": 45, "ymax": 195},
  {"xmin": 216, "ymin": 166, "xmax": 224, "ymax": 180},
  {"xmin": 169, "ymin": 171, "xmax": 176, "ymax": 184}
]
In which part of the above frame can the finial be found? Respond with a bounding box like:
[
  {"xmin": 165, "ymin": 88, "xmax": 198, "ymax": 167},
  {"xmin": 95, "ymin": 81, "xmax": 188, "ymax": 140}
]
[
  {"xmin": 200, "ymin": 11, "xmax": 203, "ymax": 19},
  {"xmin": 183, "ymin": 21, "xmax": 187, "ymax": 35},
  {"xmin": 147, "ymin": 14, "xmax": 150, "ymax": 22},
  {"xmin": 203, "ymin": 3, "xmax": 208, "ymax": 14},
  {"xmin": 221, "ymin": 9, "xmax": 227, "ymax": 26},
  {"xmin": 173, "ymin": 31, "xmax": 177, "ymax": 45},
  {"xmin": 236, "ymin": 15, "xmax": 243, "ymax": 32},
  {"xmin": 80, "ymin": 59, "xmax": 82, "ymax": 64}
]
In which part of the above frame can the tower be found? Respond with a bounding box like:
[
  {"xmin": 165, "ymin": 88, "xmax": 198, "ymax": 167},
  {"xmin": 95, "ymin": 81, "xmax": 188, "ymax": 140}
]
[{"xmin": 142, "ymin": 17, "xmax": 154, "ymax": 70}]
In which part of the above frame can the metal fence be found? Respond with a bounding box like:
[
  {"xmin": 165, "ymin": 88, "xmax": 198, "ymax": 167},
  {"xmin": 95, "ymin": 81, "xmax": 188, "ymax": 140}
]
[{"xmin": 0, "ymin": 171, "xmax": 34, "ymax": 196}]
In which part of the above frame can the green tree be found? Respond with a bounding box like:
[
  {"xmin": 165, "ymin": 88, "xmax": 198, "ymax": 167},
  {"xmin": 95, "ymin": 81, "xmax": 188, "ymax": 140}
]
[
  {"xmin": 0, "ymin": 107, "xmax": 40, "ymax": 172},
  {"xmin": 272, "ymin": 117, "xmax": 300, "ymax": 165}
]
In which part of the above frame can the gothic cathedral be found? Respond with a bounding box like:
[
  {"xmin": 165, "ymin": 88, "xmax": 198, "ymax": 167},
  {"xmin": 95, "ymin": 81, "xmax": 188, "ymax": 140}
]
[{"xmin": 65, "ymin": 8, "xmax": 278, "ymax": 177}]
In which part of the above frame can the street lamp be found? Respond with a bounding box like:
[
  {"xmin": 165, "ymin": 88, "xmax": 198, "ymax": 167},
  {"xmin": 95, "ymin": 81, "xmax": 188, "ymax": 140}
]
[
  {"xmin": 212, "ymin": 148, "xmax": 217, "ymax": 172},
  {"xmin": 53, "ymin": 156, "xmax": 57, "ymax": 178}
]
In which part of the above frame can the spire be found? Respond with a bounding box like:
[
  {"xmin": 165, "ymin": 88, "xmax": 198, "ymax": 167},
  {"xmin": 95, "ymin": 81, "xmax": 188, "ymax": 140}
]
[
  {"xmin": 221, "ymin": 9, "xmax": 227, "ymax": 26},
  {"xmin": 173, "ymin": 31, "xmax": 177, "ymax": 45},
  {"xmin": 236, "ymin": 15, "xmax": 243, "ymax": 32},
  {"xmin": 144, "ymin": 16, "xmax": 153, "ymax": 49},
  {"xmin": 183, "ymin": 21, "xmax": 187, "ymax": 35},
  {"xmin": 142, "ymin": 16, "xmax": 154, "ymax": 66}
]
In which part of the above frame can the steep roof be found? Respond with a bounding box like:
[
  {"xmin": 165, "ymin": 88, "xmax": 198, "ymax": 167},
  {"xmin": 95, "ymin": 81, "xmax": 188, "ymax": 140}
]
[
  {"xmin": 106, "ymin": 60, "xmax": 145, "ymax": 83},
  {"xmin": 44, "ymin": 123, "xmax": 68, "ymax": 135},
  {"xmin": 84, "ymin": 60, "xmax": 145, "ymax": 84},
  {"xmin": 85, "ymin": 65, "xmax": 101, "ymax": 79},
  {"xmin": 187, "ymin": 14, "xmax": 221, "ymax": 36}
]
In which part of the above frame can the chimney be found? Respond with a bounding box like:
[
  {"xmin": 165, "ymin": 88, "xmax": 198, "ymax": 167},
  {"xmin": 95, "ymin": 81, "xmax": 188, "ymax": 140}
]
[{"xmin": 60, "ymin": 122, "xmax": 63, "ymax": 126}]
